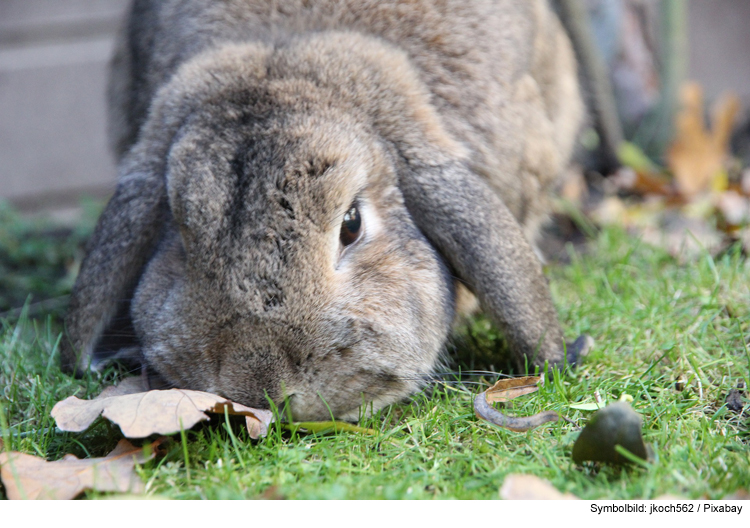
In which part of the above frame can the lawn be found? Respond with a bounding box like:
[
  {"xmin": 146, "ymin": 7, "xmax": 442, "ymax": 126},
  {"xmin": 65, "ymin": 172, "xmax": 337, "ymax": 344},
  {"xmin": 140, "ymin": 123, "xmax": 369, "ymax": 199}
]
[{"xmin": 0, "ymin": 212, "xmax": 748, "ymax": 500}]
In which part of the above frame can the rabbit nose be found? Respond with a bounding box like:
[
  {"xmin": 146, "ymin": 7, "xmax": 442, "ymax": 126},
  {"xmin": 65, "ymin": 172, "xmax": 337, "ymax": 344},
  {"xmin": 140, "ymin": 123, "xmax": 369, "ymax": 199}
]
[{"xmin": 218, "ymin": 357, "xmax": 288, "ymax": 409}]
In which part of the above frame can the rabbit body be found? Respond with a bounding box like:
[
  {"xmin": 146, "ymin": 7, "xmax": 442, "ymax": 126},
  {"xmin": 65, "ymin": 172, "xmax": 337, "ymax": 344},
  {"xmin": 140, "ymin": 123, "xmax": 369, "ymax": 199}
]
[{"xmin": 63, "ymin": 0, "xmax": 583, "ymax": 420}]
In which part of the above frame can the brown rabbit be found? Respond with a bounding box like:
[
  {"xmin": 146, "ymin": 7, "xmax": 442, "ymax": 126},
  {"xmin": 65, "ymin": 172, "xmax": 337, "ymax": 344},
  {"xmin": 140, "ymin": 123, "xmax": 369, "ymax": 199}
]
[{"xmin": 62, "ymin": 0, "xmax": 586, "ymax": 421}]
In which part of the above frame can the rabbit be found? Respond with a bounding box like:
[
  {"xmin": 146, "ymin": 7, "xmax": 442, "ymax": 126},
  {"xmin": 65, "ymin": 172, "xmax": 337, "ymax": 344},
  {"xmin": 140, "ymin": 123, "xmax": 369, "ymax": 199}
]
[{"xmin": 61, "ymin": 0, "xmax": 587, "ymax": 421}]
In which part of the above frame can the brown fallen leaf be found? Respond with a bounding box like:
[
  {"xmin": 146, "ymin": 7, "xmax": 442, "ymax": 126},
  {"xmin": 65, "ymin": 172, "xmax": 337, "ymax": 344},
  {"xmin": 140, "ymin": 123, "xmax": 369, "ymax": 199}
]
[
  {"xmin": 474, "ymin": 375, "xmax": 559, "ymax": 432},
  {"xmin": 624, "ymin": 171, "xmax": 676, "ymax": 198},
  {"xmin": 0, "ymin": 438, "xmax": 161, "ymax": 500},
  {"xmin": 716, "ymin": 190, "xmax": 750, "ymax": 228},
  {"xmin": 52, "ymin": 386, "xmax": 274, "ymax": 439},
  {"xmin": 258, "ymin": 485, "xmax": 286, "ymax": 500},
  {"xmin": 723, "ymin": 489, "xmax": 750, "ymax": 500},
  {"xmin": 484, "ymin": 375, "xmax": 543, "ymax": 403},
  {"xmin": 667, "ymin": 83, "xmax": 740, "ymax": 198},
  {"xmin": 612, "ymin": 154, "xmax": 675, "ymax": 198},
  {"xmin": 499, "ymin": 474, "xmax": 578, "ymax": 500},
  {"xmin": 638, "ymin": 213, "xmax": 724, "ymax": 261}
]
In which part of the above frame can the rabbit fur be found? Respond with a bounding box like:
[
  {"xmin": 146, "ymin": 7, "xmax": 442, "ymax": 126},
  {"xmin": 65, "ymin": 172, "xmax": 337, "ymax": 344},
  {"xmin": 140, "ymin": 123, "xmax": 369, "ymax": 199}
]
[{"xmin": 62, "ymin": 0, "xmax": 584, "ymax": 421}]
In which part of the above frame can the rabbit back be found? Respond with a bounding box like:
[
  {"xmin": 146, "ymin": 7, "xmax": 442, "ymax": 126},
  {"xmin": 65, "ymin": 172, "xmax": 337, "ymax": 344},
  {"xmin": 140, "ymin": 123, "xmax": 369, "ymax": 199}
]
[{"xmin": 110, "ymin": 0, "xmax": 581, "ymax": 240}]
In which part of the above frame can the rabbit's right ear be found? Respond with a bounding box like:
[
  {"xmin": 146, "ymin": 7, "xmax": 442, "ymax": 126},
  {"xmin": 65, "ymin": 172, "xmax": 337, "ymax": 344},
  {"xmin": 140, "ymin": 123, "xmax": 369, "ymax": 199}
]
[
  {"xmin": 61, "ymin": 51, "xmax": 207, "ymax": 375},
  {"xmin": 61, "ymin": 166, "xmax": 167, "ymax": 375}
]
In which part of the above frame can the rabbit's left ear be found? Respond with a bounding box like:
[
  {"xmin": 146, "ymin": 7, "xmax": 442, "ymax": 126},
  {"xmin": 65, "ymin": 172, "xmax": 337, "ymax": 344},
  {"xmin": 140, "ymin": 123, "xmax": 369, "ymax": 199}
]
[{"xmin": 398, "ymin": 157, "xmax": 576, "ymax": 369}]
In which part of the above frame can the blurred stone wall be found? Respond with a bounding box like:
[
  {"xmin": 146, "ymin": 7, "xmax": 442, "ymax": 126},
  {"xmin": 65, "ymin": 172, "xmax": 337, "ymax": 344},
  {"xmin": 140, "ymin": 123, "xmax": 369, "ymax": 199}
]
[{"xmin": 0, "ymin": 0, "xmax": 128, "ymax": 212}]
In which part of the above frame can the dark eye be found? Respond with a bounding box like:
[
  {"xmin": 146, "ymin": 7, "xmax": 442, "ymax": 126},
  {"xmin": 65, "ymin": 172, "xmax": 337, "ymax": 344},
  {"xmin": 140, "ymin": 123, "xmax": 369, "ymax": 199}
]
[{"xmin": 340, "ymin": 205, "xmax": 362, "ymax": 247}]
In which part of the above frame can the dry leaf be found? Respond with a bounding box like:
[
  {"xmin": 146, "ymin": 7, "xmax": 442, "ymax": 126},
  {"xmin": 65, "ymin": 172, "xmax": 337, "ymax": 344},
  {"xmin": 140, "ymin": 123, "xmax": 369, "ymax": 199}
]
[
  {"xmin": 716, "ymin": 190, "xmax": 750, "ymax": 228},
  {"xmin": 52, "ymin": 387, "xmax": 274, "ymax": 439},
  {"xmin": 499, "ymin": 474, "xmax": 578, "ymax": 500},
  {"xmin": 723, "ymin": 489, "xmax": 750, "ymax": 500},
  {"xmin": 625, "ymin": 172, "xmax": 675, "ymax": 198},
  {"xmin": 258, "ymin": 485, "xmax": 286, "ymax": 500},
  {"xmin": 639, "ymin": 215, "xmax": 724, "ymax": 261},
  {"xmin": 0, "ymin": 439, "xmax": 161, "ymax": 500},
  {"xmin": 485, "ymin": 375, "xmax": 543, "ymax": 403},
  {"xmin": 667, "ymin": 83, "xmax": 740, "ymax": 198},
  {"xmin": 616, "ymin": 147, "xmax": 676, "ymax": 198},
  {"xmin": 590, "ymin": 196, "xmax": 664, "ymax": 229},
  {"xmin": 589, "ymin": 195, "xmax": 630, "ymax": 226},
  {"xmin": 474, "ymin": 375, "xmax": 558, "ymax": 432}
]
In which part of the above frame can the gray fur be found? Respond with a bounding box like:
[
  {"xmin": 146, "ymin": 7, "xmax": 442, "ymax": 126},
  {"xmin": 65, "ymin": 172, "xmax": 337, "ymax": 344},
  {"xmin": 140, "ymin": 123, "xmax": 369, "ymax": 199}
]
[{"xmin": 62, "ymin": 0, "xmax": 583, "ymax": 420}]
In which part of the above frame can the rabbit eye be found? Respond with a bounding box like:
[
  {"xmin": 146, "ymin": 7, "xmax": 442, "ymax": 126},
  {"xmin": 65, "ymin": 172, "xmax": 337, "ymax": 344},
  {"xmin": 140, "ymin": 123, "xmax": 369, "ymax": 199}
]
[{"xmin": 340, "ymin": 206, "xmax": 362, "ymax": 247}]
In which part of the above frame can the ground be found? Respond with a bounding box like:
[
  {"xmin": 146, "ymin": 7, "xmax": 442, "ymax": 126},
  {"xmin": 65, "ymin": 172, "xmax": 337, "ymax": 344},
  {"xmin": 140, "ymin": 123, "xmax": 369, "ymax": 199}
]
[{"xmin": 0, "ymin": 214, "xmax": 748, "ymax": 499}]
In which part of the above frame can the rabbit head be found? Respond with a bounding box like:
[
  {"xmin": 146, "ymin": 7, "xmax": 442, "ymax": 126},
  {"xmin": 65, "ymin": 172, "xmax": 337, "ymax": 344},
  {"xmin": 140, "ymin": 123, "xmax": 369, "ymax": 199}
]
[
  {"xmin": 62, "ymin": 11, "xmax": 584, "ymax": 420},
  {"xmin": 134, "ymin": 40, "xmax": 466, "ymax": 420}
]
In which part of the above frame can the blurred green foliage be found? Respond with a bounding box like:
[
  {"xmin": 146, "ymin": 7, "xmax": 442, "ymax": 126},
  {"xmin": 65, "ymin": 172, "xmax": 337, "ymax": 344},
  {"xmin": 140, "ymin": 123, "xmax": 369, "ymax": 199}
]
[{"xmin": 0, "ymin": 201, "xmax": 101, "ymax": 317}]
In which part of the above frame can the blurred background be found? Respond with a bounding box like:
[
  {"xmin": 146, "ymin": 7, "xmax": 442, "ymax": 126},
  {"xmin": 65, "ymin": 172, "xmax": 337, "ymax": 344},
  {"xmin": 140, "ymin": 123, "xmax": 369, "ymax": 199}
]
[
  {"xmin": 1, "ymin": 0, "xmax": 750, "ymax": 315},
  {"xmin": 1, "ymin": 0, "xmax": 128, "ymax": 220},
  {"xmin": 1, "ymin": 0, "xmax": 750, "ymax": 216},
  {"xmin": 1, "ymin": 0, "xmax": 750, "ymax": 217}
]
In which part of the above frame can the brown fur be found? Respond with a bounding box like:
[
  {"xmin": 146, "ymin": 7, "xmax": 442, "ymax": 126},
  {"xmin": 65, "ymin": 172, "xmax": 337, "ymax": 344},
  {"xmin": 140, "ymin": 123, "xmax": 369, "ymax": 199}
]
[{"xmin": 62, "ymin": 0, "xmax": 583, "ymax": 420}]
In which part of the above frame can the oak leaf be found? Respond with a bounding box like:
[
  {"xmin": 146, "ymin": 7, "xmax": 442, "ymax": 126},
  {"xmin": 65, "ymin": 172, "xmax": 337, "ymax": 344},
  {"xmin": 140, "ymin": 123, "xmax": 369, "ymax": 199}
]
[
  {"xmin": 0, "ymin": 439, "xmax": 160, "ymax": 500},
  {"xmin": 52, "ymin": 383, "xmax": 274, "ymax": 439},
  {"xmin": 484, "ymin": 375, "xmax": 544, "ymax": 403},
  {"xmin": 667, "ymin": 83, "xmax": 739, "ymax": 198}
]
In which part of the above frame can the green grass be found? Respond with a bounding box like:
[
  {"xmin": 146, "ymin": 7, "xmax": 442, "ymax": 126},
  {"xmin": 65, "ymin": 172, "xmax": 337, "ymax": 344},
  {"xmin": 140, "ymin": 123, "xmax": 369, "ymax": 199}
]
[
  {"xmin": 1, "ymin": 225, "xmax": 748, "ymax": 499},
  {"xmin": 0, "ymin": 201, "xmax": 101, "ymax": 318}
]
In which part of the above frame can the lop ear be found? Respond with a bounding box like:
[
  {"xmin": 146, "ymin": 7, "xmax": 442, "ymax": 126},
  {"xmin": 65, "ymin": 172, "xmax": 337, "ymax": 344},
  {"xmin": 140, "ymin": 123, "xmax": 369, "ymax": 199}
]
[
  {"xmin": 61, "ymin": 170, "xmax": 167, "ymax": 375},
  {"xmin": 399, "ymin": 159, "xmax": 577, "ymax": 369}
]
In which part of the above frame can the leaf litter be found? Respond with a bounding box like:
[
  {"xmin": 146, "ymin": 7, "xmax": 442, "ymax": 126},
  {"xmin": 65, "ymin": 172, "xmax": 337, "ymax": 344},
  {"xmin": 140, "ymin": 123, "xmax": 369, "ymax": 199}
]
[
  {"xmin": 51, "ymin": 377, "xmax": 274, "ymax": 440},
  {"xmin": 499, "ymin": 474, "xmax": 578, "ymax": 500},
  {"xmin": 0, "ymin": 438, "xmax": 164, "ymax": 500},
  {"xmin": 4, "ymin": 376, "xmax": 387, "ymax": 499},
  {"xmin": 567, "ymin": 81, "xmax": 749, "ymax": 261}
]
